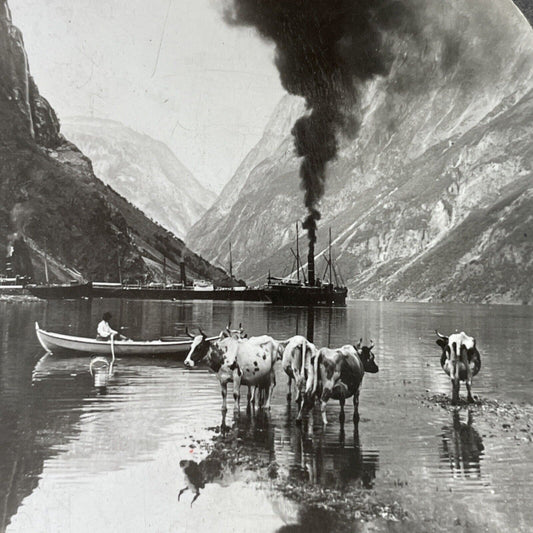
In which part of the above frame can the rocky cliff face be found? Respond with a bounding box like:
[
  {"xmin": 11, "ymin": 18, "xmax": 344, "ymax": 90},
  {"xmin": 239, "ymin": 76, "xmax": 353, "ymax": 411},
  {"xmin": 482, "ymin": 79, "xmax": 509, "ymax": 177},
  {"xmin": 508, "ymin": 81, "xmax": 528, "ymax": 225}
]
[
  {"xmin": 188, "ymin": 0, "xmax": 533, "ymax": 303},
  {"xmin": 0, "ymin": 1, "xmax": 231, "ymax": 285},
  {"xmin": 0, "ymin": 1, "xmax": 59, "ymax": 147},
  {"xmin": 61, "ymin": 117, "xmax": 216, "ymax": 240}
]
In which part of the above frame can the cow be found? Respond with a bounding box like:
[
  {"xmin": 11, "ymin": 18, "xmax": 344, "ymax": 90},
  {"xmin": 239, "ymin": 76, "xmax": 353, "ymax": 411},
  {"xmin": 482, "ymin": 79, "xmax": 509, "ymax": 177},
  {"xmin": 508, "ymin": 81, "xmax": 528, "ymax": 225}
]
[
  {"xmin": 280, "ymin": 335, "xmax": 317, "ymax": 420},
  {"xmin": 435, "ymin": 330, "xmax": 481, "ymax": 404},
  {"xmin": 308, "ymin": 340, "xmax": 379, "ymax": 427},
  {"xmin": 184, "ymin": 332, "xmax": 279, "ymax": 414},
  {"xmin": 245, "ymin": 334, "xmax": 287, "ymax": 408}
]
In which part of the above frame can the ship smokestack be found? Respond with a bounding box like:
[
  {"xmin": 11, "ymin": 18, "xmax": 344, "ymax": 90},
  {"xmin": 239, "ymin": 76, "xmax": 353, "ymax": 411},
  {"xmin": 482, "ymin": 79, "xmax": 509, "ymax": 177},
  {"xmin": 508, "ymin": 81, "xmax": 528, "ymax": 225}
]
[
  {"xmin": 307, "ymin": 241, "xmax": 315, "ymax": 286},
  {"xmin": 180, "ymin": 262, "xmax": 187, "ymax": 286}
]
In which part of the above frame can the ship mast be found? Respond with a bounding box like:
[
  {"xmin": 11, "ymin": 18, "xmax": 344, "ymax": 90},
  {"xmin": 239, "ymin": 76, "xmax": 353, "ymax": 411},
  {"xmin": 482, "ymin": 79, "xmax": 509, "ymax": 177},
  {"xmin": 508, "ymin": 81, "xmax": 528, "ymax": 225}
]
[
  {"xmin": 329, "ymin": 227, "xmax": 333, "ymax": 285},
  {"xmin": 229, "ymin": 242, "xmax": 233, "ymax": 279},
  {"xmin": 44, "ymin": 238, "xmax": 49, "ymax": 284},
  {"xmin": 295, "ymin": 222, "xmax": 300, "ymax": 284}
]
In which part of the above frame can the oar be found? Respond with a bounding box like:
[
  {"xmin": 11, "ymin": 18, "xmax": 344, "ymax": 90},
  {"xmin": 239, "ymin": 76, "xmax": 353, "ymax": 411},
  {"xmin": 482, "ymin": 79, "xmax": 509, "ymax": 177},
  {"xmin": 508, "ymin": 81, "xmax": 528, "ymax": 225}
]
[{"xmin": 109, "ymin": 333, "xmax": 116, "ymax": 376}]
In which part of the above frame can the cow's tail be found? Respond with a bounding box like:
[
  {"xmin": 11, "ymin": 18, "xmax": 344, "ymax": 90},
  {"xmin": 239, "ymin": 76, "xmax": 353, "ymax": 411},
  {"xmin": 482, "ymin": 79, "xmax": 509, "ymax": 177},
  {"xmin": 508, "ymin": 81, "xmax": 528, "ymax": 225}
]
[
  {"xmin": 309, "ymin": 347, "xmax": 321, "ymax": 396},
  {"xmin": 299, "ymin": 337, "xmax": 306, "ymax": 387}
]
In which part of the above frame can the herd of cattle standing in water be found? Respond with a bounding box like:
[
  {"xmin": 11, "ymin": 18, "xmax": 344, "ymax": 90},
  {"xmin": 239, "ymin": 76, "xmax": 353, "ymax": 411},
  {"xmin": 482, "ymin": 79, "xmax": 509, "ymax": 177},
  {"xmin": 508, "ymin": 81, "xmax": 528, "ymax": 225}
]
[{"xmin": 183, "ymin": 324, "xmax": 482, "ymax": 426}]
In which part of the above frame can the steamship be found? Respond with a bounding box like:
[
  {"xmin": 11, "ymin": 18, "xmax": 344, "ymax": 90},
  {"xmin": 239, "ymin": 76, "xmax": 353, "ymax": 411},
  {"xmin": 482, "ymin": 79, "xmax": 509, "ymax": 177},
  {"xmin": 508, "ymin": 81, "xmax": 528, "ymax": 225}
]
[
  {"xmin": 264, "ymin": 227, "xmax": 348, "ymax": 307},
  {"xmin": 27, "ymin": 261, "xmax": 269, "ymax": 301}
]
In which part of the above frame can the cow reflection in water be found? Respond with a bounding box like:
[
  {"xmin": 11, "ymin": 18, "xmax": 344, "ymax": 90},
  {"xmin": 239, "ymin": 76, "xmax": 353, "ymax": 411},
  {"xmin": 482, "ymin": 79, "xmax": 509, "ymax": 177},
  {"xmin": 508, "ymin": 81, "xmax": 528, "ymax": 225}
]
[
  {"xmin": 195, "ymin": 408, "xmax": 378, "ymax": 494},
  {"xmin": 439, "ymin": 410, "xmax": 484, "ymax": 479},
  {"xmin": 288, "ymin": 419, "xmax": 378, "ymax": 490}
]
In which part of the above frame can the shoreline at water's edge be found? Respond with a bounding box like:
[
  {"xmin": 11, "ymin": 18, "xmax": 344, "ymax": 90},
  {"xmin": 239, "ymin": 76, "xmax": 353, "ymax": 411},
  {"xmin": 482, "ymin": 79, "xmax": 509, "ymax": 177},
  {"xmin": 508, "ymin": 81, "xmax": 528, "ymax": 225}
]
[
  {"xmin": 418, "ymin": 393, "xmax": 533, "ymax": 442},
  {"xmin": 347, "ymin": 297, "xmax": 531, "ymax": 307},
  {"xmin": 0, "ymin": 294, "xmax": 42, "ymax": 303}
]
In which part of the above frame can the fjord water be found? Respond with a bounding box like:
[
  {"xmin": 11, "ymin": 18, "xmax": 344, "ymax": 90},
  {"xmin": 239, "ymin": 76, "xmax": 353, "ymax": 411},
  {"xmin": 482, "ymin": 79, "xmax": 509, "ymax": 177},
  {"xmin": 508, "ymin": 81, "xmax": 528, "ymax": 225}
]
[{"xmin": 1, "ymin": 299, "xmax": 532, "ymax": 533}]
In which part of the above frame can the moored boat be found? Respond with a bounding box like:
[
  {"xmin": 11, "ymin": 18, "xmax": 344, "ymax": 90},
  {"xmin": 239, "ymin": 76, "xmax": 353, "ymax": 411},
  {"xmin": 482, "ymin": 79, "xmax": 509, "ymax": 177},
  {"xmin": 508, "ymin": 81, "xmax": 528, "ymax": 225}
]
[
  {"xmin": 264, "ymin": 226, "xmax": 348, "ymax": 307},
  {"xmin": 27, "ymin": 282, "xmax": 92, "ymax": 299},
  {"xmin": 264, "ymin": 280, "xmax": 347, "ymax": 306},
  {"xmin": 34, "ymin": 322, "xmax": 216, "ymax": 357}
]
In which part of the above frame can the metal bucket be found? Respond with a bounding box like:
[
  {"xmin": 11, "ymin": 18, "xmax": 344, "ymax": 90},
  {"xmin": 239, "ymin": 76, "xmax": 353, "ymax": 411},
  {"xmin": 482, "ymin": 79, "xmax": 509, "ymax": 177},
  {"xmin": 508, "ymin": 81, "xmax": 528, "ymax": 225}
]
[{"xmin": 90, "ymin": 357, "xmax": 110, "ymax": 388}]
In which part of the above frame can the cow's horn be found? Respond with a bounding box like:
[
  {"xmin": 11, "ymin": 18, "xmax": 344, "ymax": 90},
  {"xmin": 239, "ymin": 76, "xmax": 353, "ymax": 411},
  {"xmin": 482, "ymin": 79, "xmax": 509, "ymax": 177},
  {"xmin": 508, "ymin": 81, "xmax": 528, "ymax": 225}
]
[
  {"xmin": 435, "ymin": 330, "xmax": 447, "ymax": 339},
  {"xmin": 185, "ymin": 327, "xmax": 194, "ymax": 339},
  {"xmin": 369, "ymin": 339, "xmax": 374, "ymax": 350},
  {"xmin": 199, "ymin": 327, "xmax": 206, "ymax": 338}
]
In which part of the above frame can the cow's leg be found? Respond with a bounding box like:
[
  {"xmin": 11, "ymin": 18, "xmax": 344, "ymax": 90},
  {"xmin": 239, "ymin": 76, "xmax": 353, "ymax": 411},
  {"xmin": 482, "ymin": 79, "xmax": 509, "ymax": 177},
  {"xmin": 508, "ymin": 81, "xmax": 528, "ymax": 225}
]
[
  {"xmin": 233, "ymin": 373, "xmax": 241, "ymax": 412},
  {"xmin": 339, "ymin": 397, "xmax": 346, "ymax": 426},
  {"xmin": 463, "ymin": 354, "xmax": 474, "ymax": 403},
  {"xmin": 451, "ymin": 378, "xmax": 460, "ymax": 405},
  {"xmin": 287, "ymin": 374, "xmax": 292, "ymax": 401},
  {"xmin": 178, "ymin": 487, "xmax": 188, "ymax": 501},
  {"xmin": 296, "ymin": 387, "xmax": 307, "ymax": 422},
  {"xmin": 353, "ymin": 390, "xmax": 360, "ymax": 424},
  {"xmin": 265, "ymin": 371, "xmax": 276, "ymax": 409},
  {"xmin": 466, "ymin": 379, "xmax": 474, "ymax": 403},
  {"xmin": 220, "ymin": 382, "xmax": 228, "ymax": 413},
  {"xmin": 320, "ymin": 399, "xmax": 328, "ymax": 426},
  {"xmin": 293, "ymin": 368, "xmax": 303, "ymax": 406}
]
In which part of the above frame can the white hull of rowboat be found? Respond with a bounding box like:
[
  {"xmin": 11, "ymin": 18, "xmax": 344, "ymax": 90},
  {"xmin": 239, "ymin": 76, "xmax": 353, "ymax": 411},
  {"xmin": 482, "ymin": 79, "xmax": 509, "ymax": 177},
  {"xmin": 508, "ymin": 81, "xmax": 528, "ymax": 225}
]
[{"xmin": 34, "ymin": 322, "xmax": 212, "ymax": 357}]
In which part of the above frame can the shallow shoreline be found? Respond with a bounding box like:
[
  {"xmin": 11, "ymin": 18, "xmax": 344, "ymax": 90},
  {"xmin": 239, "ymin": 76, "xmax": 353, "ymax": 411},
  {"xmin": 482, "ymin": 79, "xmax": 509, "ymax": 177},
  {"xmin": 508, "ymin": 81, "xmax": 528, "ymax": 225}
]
[{"xmin": 0, "ymin": 293, "xmax": 42, "ymax": 303}]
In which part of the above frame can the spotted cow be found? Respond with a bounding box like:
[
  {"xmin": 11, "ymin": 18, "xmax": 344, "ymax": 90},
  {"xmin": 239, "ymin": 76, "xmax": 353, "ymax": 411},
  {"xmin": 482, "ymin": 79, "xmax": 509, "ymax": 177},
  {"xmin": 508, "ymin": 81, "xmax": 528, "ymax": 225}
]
[
  {"xmin": 308, "ymin": 340, "xmax": 379, "ymax": 426},
  {"xmin": 435, "ymin": 331, "xmax": 481, "ymax": 404}
]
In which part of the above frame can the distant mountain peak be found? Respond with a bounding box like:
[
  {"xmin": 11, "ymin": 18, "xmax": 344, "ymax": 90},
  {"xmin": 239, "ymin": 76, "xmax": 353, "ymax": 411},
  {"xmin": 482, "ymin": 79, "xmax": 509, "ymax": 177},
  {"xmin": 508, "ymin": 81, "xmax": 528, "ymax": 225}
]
[{"xmin": 62, "ymin": 116, "xmax": 217, "ymax": 240}]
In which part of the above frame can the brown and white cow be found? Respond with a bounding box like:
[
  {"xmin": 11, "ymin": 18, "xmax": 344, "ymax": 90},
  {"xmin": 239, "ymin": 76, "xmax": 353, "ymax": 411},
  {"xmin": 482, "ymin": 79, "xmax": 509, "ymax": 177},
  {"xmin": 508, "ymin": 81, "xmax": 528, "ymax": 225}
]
[
  {"xmin": 435, "ymin": 331, "xmax": 481, "ymax": 404},
  {"xmin": 308, "ymin": 340, "xmax": 379, "ymax": 426},
  {"xmin": 281, "ymin": 335, "xmax": 317, "ymax": 419},
  {"xmin": 245, "ymin": 334, "xmax": 286, "ymax": 407},
  {"xmin": 184, "ymin": 332, "xmax": 279, "ymax": 413}
]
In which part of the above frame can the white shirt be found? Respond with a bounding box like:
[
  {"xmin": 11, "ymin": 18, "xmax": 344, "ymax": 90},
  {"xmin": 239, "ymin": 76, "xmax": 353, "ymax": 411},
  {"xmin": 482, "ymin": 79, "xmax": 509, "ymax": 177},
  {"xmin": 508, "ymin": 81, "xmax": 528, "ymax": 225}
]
[{"xmin": 97, "ymin": 320, "xmax": 117, "ymax": 339}]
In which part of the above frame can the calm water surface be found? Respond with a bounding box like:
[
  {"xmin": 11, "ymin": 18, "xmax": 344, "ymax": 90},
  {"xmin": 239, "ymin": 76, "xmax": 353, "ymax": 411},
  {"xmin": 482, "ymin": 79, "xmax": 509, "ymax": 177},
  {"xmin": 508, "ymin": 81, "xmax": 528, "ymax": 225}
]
[{"xmin": 1, "ymin": 299, "xmax": 532, "ymax": 532}]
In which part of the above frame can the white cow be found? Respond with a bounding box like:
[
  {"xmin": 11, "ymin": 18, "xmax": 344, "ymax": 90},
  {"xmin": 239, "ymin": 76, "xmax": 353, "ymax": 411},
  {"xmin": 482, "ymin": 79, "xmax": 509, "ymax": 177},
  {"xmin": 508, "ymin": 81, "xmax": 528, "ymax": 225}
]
[
  {"xmin": 184, "ymin": 333, "xmax": 279, "ymax": 412},
  {"xmin": 281, "ymin": 335, "xmax": 317, "ymax": 420}
]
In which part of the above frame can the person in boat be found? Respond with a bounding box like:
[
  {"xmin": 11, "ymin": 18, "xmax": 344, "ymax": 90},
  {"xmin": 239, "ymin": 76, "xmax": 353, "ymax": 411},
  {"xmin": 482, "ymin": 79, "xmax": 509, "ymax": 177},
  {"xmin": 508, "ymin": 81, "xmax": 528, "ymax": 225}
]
[{"xmin": 97, "ymin": 312, "xmax": 126, "ymax": 341}]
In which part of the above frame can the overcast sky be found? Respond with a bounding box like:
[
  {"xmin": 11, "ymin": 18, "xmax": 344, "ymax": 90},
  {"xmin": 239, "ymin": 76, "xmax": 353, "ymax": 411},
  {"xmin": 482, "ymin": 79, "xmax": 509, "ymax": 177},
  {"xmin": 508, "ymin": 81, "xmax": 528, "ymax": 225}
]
[{"xmin": 11, "ymin": 0, "xmax": 286, "ymax": 192}]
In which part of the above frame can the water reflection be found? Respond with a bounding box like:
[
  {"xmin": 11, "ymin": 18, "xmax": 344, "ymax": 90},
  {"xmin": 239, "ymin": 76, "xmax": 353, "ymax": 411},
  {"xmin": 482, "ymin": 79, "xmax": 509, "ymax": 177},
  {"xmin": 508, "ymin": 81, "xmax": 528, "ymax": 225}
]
[
  {"xmin": 2, "ymin": 299, "xmax": 533, "ymax": 532},
  {"xmin": 216, "ymin": 405, "xmax": 379, "ymax": 493},
  {"xmin": 0, "ymin": 304, "xmax": 92, "ymax": 532},
  {"xmin": 439, "ymin": 410, "xmax": 484, "ymax": 479}
]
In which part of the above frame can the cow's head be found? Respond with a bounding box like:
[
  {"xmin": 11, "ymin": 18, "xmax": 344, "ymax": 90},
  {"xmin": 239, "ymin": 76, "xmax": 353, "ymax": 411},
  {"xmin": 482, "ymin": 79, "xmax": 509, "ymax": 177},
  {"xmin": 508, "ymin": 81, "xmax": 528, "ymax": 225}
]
[
  {"xmin": 219, "ymin": 322, "xmax": 247, "ymax": 340},
  {"xmin": 184, "ymin": 328, "xmax": 211, "ymax": 367},
  {"xmin": 354, "ymin": 339, "xmax": 379, "ymax": 373}
]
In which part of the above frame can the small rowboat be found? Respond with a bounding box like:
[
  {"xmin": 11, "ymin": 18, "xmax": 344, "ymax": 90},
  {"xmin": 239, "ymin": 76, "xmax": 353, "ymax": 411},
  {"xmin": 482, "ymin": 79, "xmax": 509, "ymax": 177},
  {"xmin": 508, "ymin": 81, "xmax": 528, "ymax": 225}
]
[{"xmin": 35, "ymin": 322, "xmax": 214, "ymax": 357}]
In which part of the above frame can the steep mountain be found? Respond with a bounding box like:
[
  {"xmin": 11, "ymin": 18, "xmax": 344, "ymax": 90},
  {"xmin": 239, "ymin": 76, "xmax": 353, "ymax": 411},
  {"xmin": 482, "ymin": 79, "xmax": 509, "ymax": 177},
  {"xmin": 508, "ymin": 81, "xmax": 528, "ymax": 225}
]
[
  {"xmin": 61, "ymin": 117, "xmax": 216, "ymax": 240},
  {"xmin": 188, "ymin": 0, "xmax": 533, "ymax": 304},
  {"xmin": 0, "ymin": 1, "xmax": 231, "ymax": 286}
]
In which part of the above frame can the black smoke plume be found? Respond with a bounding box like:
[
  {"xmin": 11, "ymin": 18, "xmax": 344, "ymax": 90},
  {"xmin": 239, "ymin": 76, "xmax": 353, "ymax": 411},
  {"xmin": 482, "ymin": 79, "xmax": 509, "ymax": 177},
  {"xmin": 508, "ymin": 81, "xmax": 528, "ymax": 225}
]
[{"xmin": 225, "ymin": 0, "xmax": 411, "ymax": 244}]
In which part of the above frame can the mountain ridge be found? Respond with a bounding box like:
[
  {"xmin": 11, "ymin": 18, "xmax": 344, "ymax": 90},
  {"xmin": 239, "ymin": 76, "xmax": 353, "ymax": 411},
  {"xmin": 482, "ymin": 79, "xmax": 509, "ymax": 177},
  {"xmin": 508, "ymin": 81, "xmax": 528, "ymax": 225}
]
[
  {"xmin": 0, "ymin": 0, "xmax": 231, "ymax": 286},
  {"xmin": 61, "ymin": 116, "xmax": 216, "ymax": 240},
  {"xmin": 187, "ymin": 0, "xmax": 533, "ymax": 304}
]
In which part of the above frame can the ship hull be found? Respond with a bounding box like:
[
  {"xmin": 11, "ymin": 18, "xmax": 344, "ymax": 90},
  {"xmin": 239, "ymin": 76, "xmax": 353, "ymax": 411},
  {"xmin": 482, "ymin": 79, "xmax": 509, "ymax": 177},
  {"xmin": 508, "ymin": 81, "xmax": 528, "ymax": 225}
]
[
  {"xmin": 26, "ymin": 283, "xmax": 93, "ymax": 299},
  {"xmin": 265, "ymin": 284, "xmax": 347, "ymax": 307},
  {"xmin": 27, "ymin": 283, "xmax": 269, "ymax": 302}
]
